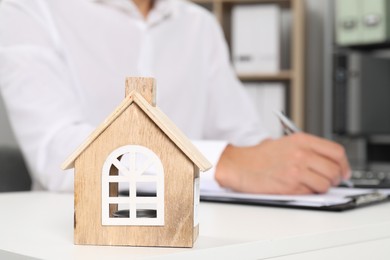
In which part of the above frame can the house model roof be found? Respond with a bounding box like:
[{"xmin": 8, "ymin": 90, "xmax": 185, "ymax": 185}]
[{"xmin": 61, "ymin": 87, "xmax": 212, "ymax": 172}]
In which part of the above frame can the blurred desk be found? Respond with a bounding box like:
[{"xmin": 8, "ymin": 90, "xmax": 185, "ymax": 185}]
[{"xmin": 0, "ymin": 192, "xmax": 390, "ymax": 259}]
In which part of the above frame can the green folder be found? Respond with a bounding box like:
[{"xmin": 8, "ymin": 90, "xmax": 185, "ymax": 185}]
[
  {"xmin": 336, "ymin": 0, "xmax": 363, "ymax": 45},
  {"xmin": 336, "ymin": 0, "xmax": 390, "ymax": 46},
  {"xmin": 361, "ymin": 0, "xmax": 390, "ymax": 43}
]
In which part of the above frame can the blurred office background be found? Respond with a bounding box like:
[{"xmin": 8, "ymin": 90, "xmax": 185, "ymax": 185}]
[
  {"xmin": 0, "ymin": 0, "xmax": 332, "ymax": 146},
  {"xmin": 1, "ymin": 0, "xmax": 390, "ymax": 189}
]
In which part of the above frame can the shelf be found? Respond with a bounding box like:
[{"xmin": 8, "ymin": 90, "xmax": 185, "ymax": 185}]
[
  {"xmin": 238, "ymin": 70, "xmax": 292, "ymax": 81},
  {"xmin": 190, "ymin": 0, "xmax": 305, "ymax": 129}
]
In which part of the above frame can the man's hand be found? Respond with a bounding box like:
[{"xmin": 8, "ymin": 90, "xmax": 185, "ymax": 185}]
[{"xmin": 215, "ymin": 133, "xmax": 351, "ymax": 194}]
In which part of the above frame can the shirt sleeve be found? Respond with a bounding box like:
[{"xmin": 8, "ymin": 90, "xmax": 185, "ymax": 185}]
[
  {"xmin": 191, "ymin": 140, "xmax": 230, "ymax": 193},
  {"xmin": 0, "ymin": 1, "xmax": 93, "ymax": 191},
  {"xmin": 202, "ymin": 14, "xmax": 271, "ymax": 147}
]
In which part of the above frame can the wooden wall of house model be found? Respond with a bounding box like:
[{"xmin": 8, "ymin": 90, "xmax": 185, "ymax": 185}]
[{"xmin": 62, "ymin": 77, "xmax": 212, "ymax": 247}]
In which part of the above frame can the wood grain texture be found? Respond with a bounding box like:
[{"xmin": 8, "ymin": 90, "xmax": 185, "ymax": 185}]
[
  {"xmin": 290, "ymin": 0, "xmax": 305, "ymax": 129},
  {"xmin": 108, "ymin": 163, "xmax": 119, "ymax": 217},
  {"xmin": 67, "ymin": 78, "xmax": 208, "ymax": 246},
  {"xmin": 74, "ymin": 104, "xmax": 196, "ymax": 247},
  {"xmin": 125, "ymin": 77, "xmax": 156, "ymax": 106}
]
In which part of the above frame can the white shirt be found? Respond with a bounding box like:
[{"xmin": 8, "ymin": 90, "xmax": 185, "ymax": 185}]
[{"xmin": 0, "ymin": 0, "xmax": 269, "ymax": 191}]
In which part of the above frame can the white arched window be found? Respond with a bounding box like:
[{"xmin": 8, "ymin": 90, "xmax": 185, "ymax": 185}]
[{"xmin": 102, "ymin": 145, "xmax": 164, "ymax": 226}]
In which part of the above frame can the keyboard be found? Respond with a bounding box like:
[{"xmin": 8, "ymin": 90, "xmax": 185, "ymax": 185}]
[{"xmin": 348, "ymin": 169, "xmax": 390, "ymax": 188}]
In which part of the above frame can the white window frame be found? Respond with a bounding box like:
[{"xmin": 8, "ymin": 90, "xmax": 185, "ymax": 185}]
[{"xmin": 101, "ymin": 145, "xmax": 164, "ymax": 226}]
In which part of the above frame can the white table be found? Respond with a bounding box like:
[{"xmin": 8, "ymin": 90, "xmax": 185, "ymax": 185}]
[{"xmin": 1, "ymin": 191, "xmax": 390, "ymax": 259}]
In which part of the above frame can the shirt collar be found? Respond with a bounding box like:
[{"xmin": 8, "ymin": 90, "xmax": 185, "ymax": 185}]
[{"xmin": 90, "ymin": 0, "xmax": 176, "ymax": 26}]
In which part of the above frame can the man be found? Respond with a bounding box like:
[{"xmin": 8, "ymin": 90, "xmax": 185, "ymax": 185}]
[{"xmin": 0, "ymin": 0, "xmax": 350, "ymax": 194}]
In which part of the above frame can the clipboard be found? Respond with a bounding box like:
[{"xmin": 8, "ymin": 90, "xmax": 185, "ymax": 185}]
[{"xmin": 200, "ymin": 188, "xmax": 390, "ymax": 211}]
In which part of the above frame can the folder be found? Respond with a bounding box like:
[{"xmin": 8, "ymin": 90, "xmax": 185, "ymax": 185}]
[
  {"xmin": 332, "ymin": 52, "xmax": 390, "ymax": 135},
  {"xmin": 200, "ymin": 187, "xmax": 390, "ymax": 211},
  {"xmin": 231, "ymin": 4, "xmax": 280, "ymax": 73},
  {"xmin": 335, "ymin": 0, "xmax": 362, "ymax": 46},
  {"xmin": 336, "ymin": 0, "xmax": 390, "ymax": 46},
  {"xmin": 361, "ymin": 0, "xmax": 390, "ymax": 43}
]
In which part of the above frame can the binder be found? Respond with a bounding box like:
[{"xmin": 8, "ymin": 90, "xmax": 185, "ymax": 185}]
[
  {"xmin": 361, "ymin": 0, "xmax": 390, "ymax": 43},
  {"xmin": 200, "ymin": 188, "xmax": 390, "ymax": 211},
  {"xmin": 336, "ymin": 0, "xmax": 362, "ymax": 46},
  {"xmin": 336, "ymin": 0, "xmax": 390, "ymax": 46},
  {"xmin": 332, "ymin": 52, "xmax": 390, "ymax": 135},
  {"xmin": 231, "ymin": 4, "xmax": 280, "ymax": 73}
]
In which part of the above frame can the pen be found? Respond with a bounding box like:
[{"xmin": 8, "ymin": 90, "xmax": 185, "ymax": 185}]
[{"xmin": 274, "ymin": 111, "xmax": 354, "ymax": 188}]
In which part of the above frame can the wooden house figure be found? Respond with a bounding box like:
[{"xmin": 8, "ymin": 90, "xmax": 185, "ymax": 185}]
[{"xmin": 62, "ymin": 77, "xmax": 212, "ymax": 248}]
